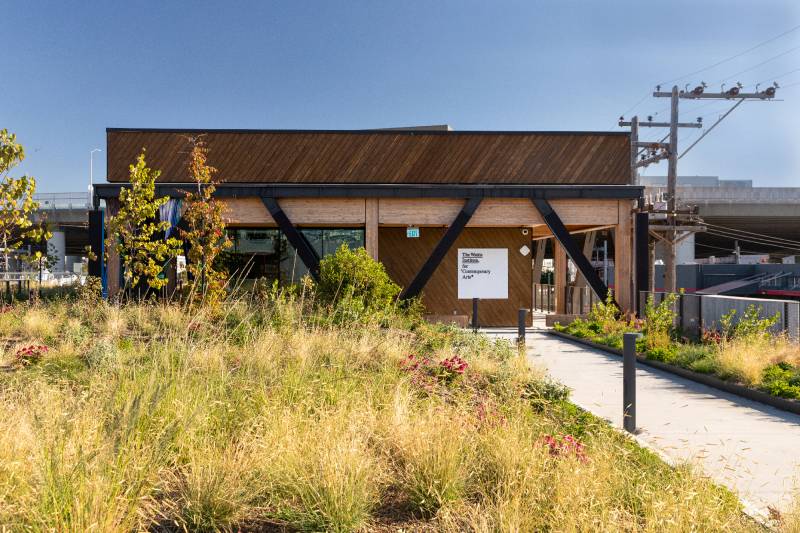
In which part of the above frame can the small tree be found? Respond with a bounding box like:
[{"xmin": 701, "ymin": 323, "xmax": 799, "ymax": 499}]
[
  {"xmin": 105, "ymin": 151, "xmax": 182, "ymax": 292},
  {"xmin": 0, "ymin": 129, "xmax": 50, "ymax": 274},
  {"xmin": 178, "ymin": 139, "xmax": 232, "ymax": 306}
]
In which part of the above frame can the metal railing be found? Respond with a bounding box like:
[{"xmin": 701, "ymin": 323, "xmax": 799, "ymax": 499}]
[
  {"xmin": 533, "ymin": 283, "xmax": 555, "ymax": 312},
  {"xmin": 639, "ymin": 290, "xmax": 800, "ymax": 341},
  {"xmin": 533, "ymin": 283, "xmax": 600, "ymax": 315},
  {"xmin": 565, "ymin": 285, "xmax": 599, "ymax": 316},
  {"xmin": 34, "ymin": 192, "xmax": 91, "ymax": 210}
]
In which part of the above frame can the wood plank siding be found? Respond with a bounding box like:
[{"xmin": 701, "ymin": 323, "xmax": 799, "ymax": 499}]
[
  {"xmin": 107, "ymin": 129, "xmax": 631, "ymax": 185},
  {"xmin": 379, "ymin": 227, "xmax": 532, "ymax": 326},
  {"xmin": 220, "ymin": 197, "xmax": 620, "ymax": 227}
]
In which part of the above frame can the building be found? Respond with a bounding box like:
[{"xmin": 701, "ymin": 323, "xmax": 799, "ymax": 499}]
[
  {"xmin": 91, "ymin": 128, "xmax": 647, "ymax": 325},
  {"xmin": 643, "ymin": 176, "xmax": 800, "ymax": 263}
]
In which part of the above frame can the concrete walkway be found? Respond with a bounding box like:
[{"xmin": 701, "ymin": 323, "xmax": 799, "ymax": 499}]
[{"xmin": 485, "ymin": 322, "xmax": 800, "ymax": 516}]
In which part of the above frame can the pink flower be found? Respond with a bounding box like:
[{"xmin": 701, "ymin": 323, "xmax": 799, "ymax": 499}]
[
  {"xmin": 541, "ymin": 433, "xmax": 589, "ymax": 463},
  {"xmin": 14, "ymin": 344, "xmax": 49, "ymax": 367}
]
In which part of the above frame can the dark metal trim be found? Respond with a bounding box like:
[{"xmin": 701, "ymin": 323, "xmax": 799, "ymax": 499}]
[
  {"xmin": 260, "ymin": 197, "xmax": 321, "ymax": 281},
  {"xmin": 87, "ymin": 209, "xmax": 107, "ymax": 297},
  {"xmin": 94, "ymin": 183, "xmax": 643, "ymax": 203},
  {"xmin": 531, "ymin": 198, "xmax": 612, "ymax": 306},
  {"xmin": 107, "ymin": 127, "xmax": 629, "ymax": 137},
  {"xmin": 635, "ymin": 212, "xmax": 650, "ymax": 316},
  {"xmin": 400, "ymin": 197, "xmax": 482, "ymax": 301}
]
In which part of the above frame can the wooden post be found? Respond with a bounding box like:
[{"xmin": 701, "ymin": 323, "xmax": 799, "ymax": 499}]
[
  {"xmin": 615, "ymin": 200, "xmax": 634, "ymax": 313},
  {"xmin": 554, "ymin": 240, "xmax": 567, "ymax": 314},
  {"xmin": 574, "ymin": 231, "xmax": 597, "ymax": 289},
  {"xmin": 365, "ymin": 198, "xmax": 379, "ymax": 260},
  {"xmin": 532, "ymin": 239, "xmax": 546, "ymax": 284}
]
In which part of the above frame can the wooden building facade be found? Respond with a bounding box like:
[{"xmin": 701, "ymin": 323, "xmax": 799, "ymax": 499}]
[{"xmin": 92, "ymin": 128, "xmax": 648, "ymax": 326}]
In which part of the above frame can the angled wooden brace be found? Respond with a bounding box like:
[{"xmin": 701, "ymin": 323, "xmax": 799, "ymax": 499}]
[
  {"xmin": 261, "ymin": 197, "xmax": 321, "ymax": 281},
  {"xmin": 531, "ymin": 198, "xmax": 614, "ymax": 307},
  {"xmin": 400, "ymin": 197, "xmax": 482, "ymax": 301}
]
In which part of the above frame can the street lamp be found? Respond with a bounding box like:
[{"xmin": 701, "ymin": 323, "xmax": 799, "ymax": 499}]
[{"xmin": 89, "ymin": 148, "xmax": 101, "ymax": 205}]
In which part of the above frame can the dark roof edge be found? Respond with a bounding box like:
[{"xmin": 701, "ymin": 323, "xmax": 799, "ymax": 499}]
[{"xmin": 105, "ymin": 127, "xmax": 629, "ymax": 136}]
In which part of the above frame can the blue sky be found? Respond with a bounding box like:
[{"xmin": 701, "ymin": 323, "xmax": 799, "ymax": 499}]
[{"xmin": 3, "ymin": 0, "xmax": 799, "ymax": 192}]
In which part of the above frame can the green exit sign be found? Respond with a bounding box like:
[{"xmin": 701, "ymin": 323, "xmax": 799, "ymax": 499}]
[{"xmin": 406, "ymin": 226, "xmax": 420, "ymax": 238}]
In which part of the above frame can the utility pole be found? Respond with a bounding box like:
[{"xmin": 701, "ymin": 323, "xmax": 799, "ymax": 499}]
[
  {"xmin": 621, "ymin": 108, "xmax": 701, "ymax": 293},
  {"xmin": 620, "ymin": 81, "xmax": 778, "ymax": 293},
  {"xmin": 665, "ymin": 86, "xmax": 680, "ymax": 293}
]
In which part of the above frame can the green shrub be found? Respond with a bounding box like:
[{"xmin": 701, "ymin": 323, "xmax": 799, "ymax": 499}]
[
  {"xmin": 760, "ymin": 362, "xmax": 800, "ymax": 399},
  {"xmin": 645, "ymin": 345, "xmax": 678, "ymax": 364},
  {"xmin": 719, "ymin": 305, "xmax": 779, "ymax": 343},
  {"xmin": 587, "ymin": 291, "xmax": 620, "ymax": 333},
  {"xmin": 316, "ymin": 244, "xmax": 403, "ymax": 320},
  {"xmin": 673, "ymin": 344, "xmax": 715, "ymax": 368},
  {"xmin": 643, "ymin": 293, "xmax": 677, "ymax": 352},
  {"xmin": 524, "ymin": 378, "xmax": 571, "ymax": 412},
  {"xmin": 690, "ymin": 357, "xmax": 718, "ymax": 375}
]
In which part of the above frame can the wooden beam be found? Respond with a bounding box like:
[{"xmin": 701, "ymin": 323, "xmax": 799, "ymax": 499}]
[
  {"xmin": 261, "ymin": 197, "xmax": 321, "ymax": 281},
  {"xmin": 532, "ymin": 239, "xmax": 546, "ymax": 285},
  {"xmin": 531, "ymin": 198, "xmax": 611, "ymax": 306},
  {"xmin": 554, "ymin": 241, "xmax": 567, "ymax": 314},
  {"xmin": 399, "ymin": 198, "xmax": 482, "ymax": 300},
  {"xmin": 614, "ymin": 200, "xmax": 634, "ymax": 313},
  {"xmin": 530, "ymin": 224, "xmax": 615, "ymax": 241},
  {"xmin": 574, "ymin": 231, "xmax": 597, "ymax": 289},
  {"xmin": 365, "ymin": 198, "xmax": 379, "ymax": 260}
]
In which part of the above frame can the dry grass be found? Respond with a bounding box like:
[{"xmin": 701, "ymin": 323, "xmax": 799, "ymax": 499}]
[
  {"xmin": 716, "ymin": 335, "xmax": 800, "ymax": 386},
  {"xmin": 0, "ymin": 296, "xmax": 788, "ymax": 531}
]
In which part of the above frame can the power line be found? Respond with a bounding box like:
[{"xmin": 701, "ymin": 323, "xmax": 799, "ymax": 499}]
[
  {"xmin": 705, "ymin": 228, "xmax": 799, "ymax": 248},
  {"xmin": 705, "ymin": 229, "xmax": 800, "ymax": 253},
  {"xmin": 704, "ymin": 231, "xmax": 800, "ymax": 251},
  {"xmin": 695, "ymin": 242, "xmax": 760, "ymax": 255},
  {"xmin": 757, "ymin": 67, "xmax": 800, "ymax": 86},
  {"xmin": 658, "ymin": 24, "xmax": 800, "ymax": 86},
  {"xmin": 719, "ymin": 45, "xmax": 800, "ymax": 85},
  {"xmin": 615, "ymin": 92, "xmax": 653, "ymax": 129},
  {"xmin": 703, "ymin": 222, "xmax": 800, "ymax": 247}
]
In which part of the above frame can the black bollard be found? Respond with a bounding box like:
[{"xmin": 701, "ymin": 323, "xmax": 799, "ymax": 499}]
[
  {"xmin": 517, "ymin": 308, "xmax": 527, "ymax": 345},
  {"xmin": 623, "ymin": 332, "xmax": 640, "ymax": 433}
]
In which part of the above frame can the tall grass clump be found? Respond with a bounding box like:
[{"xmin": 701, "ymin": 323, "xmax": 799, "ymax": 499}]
[{"xmin": 0, "ymin": 247, "xmax": 780, "ymax": 531}]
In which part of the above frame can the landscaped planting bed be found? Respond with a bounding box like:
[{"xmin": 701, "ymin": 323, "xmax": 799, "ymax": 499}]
[
  {"xmin": 0, "ymin": 291, "xmax": 784, "ymax": 531},
  {"xmin": 553, "ymin": 293, "xmax": 800, "ymax": 402}
]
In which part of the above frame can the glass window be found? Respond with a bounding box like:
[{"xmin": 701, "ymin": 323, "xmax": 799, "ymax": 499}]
[
  {"xmin": 281, "ymin": 229, "xmax": 365, "ymax": 283},
  {"xmin": 224, "ymin": 227, "xmax": 365, "ymax": 284},
  {"xmin": 225, "ymin": 229, "xmax": 280, "ymax": 281},
  {"xmin": 323, "ymin": 228, "xmax": 364, "ymax": 256}
]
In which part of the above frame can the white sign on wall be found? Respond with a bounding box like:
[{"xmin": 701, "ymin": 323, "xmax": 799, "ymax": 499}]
[{"xmin": 457, "ymin": 248, "xmax": 508, "ymax": 299}]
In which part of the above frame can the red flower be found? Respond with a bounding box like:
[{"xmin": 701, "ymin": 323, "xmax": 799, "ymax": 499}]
[
  {"xmin": 14, "ymin": 344, "xmax": 49, "ymax": 367},
  {"xmin": 439, "ymin": 355, "xmax": 468, "ymax": 375},
  {"xmin": 541, "ymin": 433, "xmax": 589, "ymax": 463}
]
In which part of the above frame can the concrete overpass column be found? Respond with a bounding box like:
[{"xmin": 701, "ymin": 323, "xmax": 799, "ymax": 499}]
[{"xmin": 47, "ymin": 231, "xmax": 66, "ymax": 273}]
